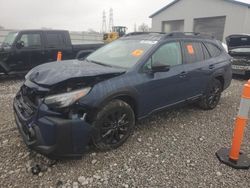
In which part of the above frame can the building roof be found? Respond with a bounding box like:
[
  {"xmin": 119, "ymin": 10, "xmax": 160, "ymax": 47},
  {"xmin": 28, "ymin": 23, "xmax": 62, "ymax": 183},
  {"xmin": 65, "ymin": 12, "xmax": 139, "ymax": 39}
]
[
  {"xmin": 149, "ymin": 0, "xmax": 180, "ymax": 18},
  {"xmin": 149, "ymin": 0, "xmax": 250, "ymax": 18}
]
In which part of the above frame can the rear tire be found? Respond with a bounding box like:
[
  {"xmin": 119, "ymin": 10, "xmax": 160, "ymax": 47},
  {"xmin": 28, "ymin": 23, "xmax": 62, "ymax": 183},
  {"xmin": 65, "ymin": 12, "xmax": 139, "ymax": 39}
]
[
  {"xmin": 199, "ymin": 79, "xmax": 222, "ymax": 110},
  {"xmin": 92, "ymin": 100, "xmax": 135, "ymax": 151}
]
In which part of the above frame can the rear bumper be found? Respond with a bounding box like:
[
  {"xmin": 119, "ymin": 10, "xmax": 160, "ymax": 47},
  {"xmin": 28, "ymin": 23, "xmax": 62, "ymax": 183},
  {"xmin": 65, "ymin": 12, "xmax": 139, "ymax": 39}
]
[{"xmin": 13, "ymin": 96, "xmax": 93, "ymax": 159}]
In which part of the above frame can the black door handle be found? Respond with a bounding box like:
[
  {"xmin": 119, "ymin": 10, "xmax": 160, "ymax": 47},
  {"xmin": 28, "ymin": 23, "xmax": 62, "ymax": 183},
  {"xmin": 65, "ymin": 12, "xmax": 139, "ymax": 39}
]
[
  {"xmin": 209, "ymin": 64, "xmax": 215, "ymax": 69},
  {"xmin": 179, "ymin": 71, "xmax": 187, "ymax": 78}
]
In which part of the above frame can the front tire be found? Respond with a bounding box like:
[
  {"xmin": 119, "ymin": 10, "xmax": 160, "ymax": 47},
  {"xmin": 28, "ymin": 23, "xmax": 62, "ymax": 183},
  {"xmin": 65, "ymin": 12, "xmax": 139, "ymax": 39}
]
[
  {"xmin": 92, "ymin": 100, "xmax": 135, "ymax": 151},
  {"xmin": 199, "ymin": 79, "xmax": 222, "ymax": 110}
]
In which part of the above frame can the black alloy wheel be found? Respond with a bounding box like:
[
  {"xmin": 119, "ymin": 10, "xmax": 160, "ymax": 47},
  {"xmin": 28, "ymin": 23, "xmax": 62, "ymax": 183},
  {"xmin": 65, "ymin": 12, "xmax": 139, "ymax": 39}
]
[
  {"xmin": 199, "ymin": 79, "xmax": 222, "ymax": 110},
  {"xmin": 92, "ymin": 100, "xmax": 135, "ymax": 151}
]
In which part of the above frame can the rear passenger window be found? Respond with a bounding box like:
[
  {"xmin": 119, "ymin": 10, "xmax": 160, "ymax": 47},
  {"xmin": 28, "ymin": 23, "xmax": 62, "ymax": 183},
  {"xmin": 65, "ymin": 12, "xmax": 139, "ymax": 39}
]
[
  {"xmin": 204, "ymin": 42, "xmax": 221, "ymax": 57},
  {"xmin": 182, "ymin": 42, "xmax": 204, "ymax": 64},
  {"xmin": 46, "ymin": 33, "xmax": 64, "ymax": 47}
]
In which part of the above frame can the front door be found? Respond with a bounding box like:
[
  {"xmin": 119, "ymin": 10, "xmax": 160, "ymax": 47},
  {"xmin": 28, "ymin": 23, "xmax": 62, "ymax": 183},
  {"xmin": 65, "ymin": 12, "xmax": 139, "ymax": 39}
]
[
  {"xmin": 137, "ymin": 41, "xmax": 188, "ymax": 115},
  {"xmin": 10, "ymin": 32, "xmax": 44, "ymax": 71}
]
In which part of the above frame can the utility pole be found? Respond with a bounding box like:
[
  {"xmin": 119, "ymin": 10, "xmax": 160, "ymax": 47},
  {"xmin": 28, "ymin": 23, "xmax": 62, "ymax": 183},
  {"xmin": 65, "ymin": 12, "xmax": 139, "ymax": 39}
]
[
  {"xmin": 108, "ymin": 8, "xmax": 114, "ymax": 32},
  {"xmin": 102, "ymin": 10, "xmax": 107, "ymax": 33}
]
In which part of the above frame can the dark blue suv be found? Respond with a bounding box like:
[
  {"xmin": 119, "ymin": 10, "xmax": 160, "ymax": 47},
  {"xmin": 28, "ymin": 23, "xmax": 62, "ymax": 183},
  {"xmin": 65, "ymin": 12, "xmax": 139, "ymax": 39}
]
[{"xmin": 14, "ymin": 32, "xmax": 232, "ymax": 158}]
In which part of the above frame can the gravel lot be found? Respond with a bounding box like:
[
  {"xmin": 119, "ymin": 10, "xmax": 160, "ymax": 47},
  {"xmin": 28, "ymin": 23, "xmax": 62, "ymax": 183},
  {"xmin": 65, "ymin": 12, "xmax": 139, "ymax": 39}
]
[{"xmin": 0, "ymin": 76, "xmax": 250, "ymax": 188}]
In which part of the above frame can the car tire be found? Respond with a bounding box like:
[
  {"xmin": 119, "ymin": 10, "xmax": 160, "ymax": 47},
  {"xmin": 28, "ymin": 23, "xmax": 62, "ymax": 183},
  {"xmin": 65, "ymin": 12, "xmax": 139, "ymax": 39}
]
[
  {"xmin": 92, "ymin": 99, "xmax": 135, "ymax": 151},
  {"xmin": 199, "ymin": 78, "xmax": 222, "ymax": 110}
]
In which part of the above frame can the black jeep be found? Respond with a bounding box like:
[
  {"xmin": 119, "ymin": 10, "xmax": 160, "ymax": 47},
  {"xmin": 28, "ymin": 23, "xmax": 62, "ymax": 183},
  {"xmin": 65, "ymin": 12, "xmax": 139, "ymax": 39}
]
[{"xmin": 0, "ymin": 30, "xmax": 103, "ymax": 75}]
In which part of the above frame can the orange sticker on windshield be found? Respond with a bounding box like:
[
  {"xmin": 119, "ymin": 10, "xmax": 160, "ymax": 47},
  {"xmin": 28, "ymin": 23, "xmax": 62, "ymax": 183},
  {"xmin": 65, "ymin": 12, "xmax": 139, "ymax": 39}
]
[
  {"xmin": 187, "ymin": 44, "xmax": 194, "ymax": 55},
  {"xmin": 131, "ymin": 49, "xmax": 144, "ymax": 57}
]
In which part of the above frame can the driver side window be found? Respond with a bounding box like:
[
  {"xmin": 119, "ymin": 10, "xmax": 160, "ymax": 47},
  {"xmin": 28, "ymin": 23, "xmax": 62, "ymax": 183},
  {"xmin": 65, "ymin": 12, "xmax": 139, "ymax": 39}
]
[
  {"xmin": 18, "ymin": 33, "xmax": 41, "ymax": 48},
  {"xmin": 144, "ymin": 42, "xmax": 182, "ymax": 70}
]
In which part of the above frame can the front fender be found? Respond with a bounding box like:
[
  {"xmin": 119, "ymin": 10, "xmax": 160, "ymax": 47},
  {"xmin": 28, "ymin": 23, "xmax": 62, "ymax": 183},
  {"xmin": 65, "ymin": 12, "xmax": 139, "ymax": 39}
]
[{"xmin": 96, "ymin": 89, "xmax": 139, "ymax": 109}]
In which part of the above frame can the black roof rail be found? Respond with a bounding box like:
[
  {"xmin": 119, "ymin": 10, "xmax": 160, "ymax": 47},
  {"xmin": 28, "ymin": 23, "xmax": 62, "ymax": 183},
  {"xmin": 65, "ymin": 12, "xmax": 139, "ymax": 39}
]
[
  {"xmin": 166, "ymin": 32, "xmax": 215, "ymax": 39},
  {"xmin": 124, "ymin": 32, "xmax": 166, "ymax": 37},
  {"xmin": 123, "ymin": 31, "xmax": 215, "ymax": 40}
]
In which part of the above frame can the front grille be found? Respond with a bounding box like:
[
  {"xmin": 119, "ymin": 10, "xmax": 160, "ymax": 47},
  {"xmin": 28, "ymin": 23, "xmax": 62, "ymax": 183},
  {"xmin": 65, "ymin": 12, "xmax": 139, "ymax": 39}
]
[
  {"xmin": 232, "ymin": 57, "xmax": 250, "ymax": 66},
  {"xmin": 15, "ymin": 91, "xmax": 36, "ymax": 119},
  {"xmin": 15, "ymin": 85, "xmax": 44, "ymax": 120},
  {"xmin": 21, "ymin": 86, "xmax": 37, "ymax": 105}
]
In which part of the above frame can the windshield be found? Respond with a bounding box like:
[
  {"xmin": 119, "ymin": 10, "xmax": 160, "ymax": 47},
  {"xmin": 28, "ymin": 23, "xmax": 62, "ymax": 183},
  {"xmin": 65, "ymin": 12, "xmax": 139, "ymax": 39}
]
[
  {"xmin": 86, "ymin": 39, "xmax": 157, "ymax": 68},
  {"xmin": 230, "ymin": 48, "xmax": 250, "ymax": 53},
  {"xmin": 3, "ymin": 32, "xmax": 18, "ymax": 46}
]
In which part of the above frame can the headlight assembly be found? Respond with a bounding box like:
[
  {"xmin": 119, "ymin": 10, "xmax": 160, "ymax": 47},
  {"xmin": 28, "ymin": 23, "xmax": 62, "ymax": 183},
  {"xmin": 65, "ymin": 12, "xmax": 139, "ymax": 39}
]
[{"xmin": 44, "ymin": 87, "xmax": 91, "ymax": 108}]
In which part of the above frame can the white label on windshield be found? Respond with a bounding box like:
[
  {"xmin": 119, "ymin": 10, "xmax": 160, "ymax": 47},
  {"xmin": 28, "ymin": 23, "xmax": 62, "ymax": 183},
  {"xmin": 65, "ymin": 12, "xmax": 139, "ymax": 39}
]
[{"xmin": 140, "ymin": 40, "xmax": 158, "ymax": 45}]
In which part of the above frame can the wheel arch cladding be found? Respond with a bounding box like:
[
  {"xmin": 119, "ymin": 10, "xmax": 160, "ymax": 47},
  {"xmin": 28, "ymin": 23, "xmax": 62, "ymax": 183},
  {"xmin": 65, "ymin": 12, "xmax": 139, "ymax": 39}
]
[
  {"xmin": 113, "ymin": 95, "xmax": 137, "ymax": 118},
  {"xmin": 215, "ymin": 76, "xmax": 224, "ymax": 89}
]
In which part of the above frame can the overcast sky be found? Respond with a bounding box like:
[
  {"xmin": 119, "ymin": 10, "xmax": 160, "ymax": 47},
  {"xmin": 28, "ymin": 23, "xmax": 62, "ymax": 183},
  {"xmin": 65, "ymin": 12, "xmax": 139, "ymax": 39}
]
[{"xmin": 0, "ymin": 0, "xmax": 249, "ymax": 32}]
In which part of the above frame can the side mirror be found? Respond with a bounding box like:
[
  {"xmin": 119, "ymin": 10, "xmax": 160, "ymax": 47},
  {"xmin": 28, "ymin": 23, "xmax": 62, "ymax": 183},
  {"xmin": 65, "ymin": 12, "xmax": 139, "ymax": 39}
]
[
  {"xmin": 151, "ymin": 61, "xmax": 170, "ymax": 73},
  {"xmin": 16, "ymin": 41, "xmax": 24, "ymax": 49}
]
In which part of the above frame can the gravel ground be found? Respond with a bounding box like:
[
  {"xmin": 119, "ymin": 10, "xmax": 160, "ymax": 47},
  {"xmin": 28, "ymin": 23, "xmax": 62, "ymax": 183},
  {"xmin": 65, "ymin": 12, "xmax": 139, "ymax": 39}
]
[{"xmin": 0, "ymin": 76, "xmax": 250, "ymax": 188}]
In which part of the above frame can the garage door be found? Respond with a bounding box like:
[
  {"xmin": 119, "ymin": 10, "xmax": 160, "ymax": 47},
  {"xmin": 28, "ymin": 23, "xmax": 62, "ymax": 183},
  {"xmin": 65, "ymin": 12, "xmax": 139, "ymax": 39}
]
[
  {"xmin": 162, "ymin": 20, "xmax": 184, "ymax": 33},
  {"xmin": 193, "ymin": 16, "xmax": 226, "ymax": 41}
]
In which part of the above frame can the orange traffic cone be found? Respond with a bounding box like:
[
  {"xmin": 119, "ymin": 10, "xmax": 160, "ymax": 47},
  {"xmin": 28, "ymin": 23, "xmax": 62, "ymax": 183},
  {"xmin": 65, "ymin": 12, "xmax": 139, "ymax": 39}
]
[
  {"xmin": 57, "ymin": 51, "xmax": 62, "ymax": 61},
  {"xmin": 216, "ymin": 81, "xmax": 250, "ymax": 169}
]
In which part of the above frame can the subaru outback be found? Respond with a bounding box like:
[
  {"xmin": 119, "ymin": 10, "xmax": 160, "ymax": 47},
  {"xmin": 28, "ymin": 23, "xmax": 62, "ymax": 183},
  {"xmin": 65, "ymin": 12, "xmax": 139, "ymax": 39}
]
[{"xmin": 14, "ymin": 32, "xmax": 232, "ymax": 158}]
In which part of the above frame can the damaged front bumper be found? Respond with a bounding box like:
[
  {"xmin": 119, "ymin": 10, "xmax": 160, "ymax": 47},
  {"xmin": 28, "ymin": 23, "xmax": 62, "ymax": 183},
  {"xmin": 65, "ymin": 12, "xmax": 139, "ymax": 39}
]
[
  {"xmin": 231, "ymin": 58, "xmax": 250, "ymax": 75},
  {"xmin": 13, "ymin": 92, "xmax": 93, "ymax": 159},
  {"xmin": 232, "ymin": 64, "xmax": 250, "ymax": 75}
]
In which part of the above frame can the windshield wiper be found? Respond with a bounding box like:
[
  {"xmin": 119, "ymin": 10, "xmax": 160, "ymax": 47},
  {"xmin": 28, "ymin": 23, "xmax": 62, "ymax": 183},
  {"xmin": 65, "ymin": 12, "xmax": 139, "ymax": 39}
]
[{"xmin": 86, "ymin": 59, "xmax": 114, "ymax": 68}]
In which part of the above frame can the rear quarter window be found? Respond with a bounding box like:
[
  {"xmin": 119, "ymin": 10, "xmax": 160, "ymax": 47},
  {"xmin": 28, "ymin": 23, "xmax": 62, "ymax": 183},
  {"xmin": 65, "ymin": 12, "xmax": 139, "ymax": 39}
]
[
  {"xmin": 182, "ymin": 42, "xmax": 204, "ymax": 64},
  {"xmin": 204, "ymin": 42, "xmax": 222, "ymax": 57},
  {"xmin": 201, "ymin": 43, "xmax": 210, "ymax": 59}
]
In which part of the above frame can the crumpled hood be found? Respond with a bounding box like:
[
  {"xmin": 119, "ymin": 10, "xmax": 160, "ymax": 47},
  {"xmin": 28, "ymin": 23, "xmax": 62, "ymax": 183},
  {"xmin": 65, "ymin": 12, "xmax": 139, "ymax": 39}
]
[{"xmin": 25, "ymin": 59, "xmax": 126, "ymax": 87}]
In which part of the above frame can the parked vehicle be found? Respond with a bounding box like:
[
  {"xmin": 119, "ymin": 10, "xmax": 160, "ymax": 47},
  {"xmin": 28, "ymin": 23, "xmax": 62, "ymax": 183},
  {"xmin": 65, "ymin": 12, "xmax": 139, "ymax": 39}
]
[
  {"xmin": 0, "ymin": 30, "xmax": 103, "ymax": 75},
  {"xmin": 226, "ymin": 34, "xmax": 250, "ymax": 76},
  {"xmin": 14, "ymin": 32, "xmax": 232, "ymax": 158},
  {"xmin": 103, "ymin": 26, "xmax": 127, "ymax": 43}
]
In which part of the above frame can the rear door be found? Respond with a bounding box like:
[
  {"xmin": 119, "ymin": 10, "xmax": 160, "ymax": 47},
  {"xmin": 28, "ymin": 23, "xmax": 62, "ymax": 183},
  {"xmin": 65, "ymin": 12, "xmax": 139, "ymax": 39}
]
[
  {"xmin": 181, "ymin": 40, "xmax": 210, "ymax": 98},
  {"xmin": 10, "ymin": 31, "xmax": 44, "ymax": 71},
  {"xmin": 44, "ymin": 31, "xmax": 72, "ymax": 62}
]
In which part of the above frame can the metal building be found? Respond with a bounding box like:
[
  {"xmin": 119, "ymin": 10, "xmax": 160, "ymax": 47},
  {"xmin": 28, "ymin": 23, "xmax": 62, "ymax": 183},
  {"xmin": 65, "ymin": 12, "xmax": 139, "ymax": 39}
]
[{"xmin": 150, "ymin": 0, "xmax": 250, "ymax": 41}]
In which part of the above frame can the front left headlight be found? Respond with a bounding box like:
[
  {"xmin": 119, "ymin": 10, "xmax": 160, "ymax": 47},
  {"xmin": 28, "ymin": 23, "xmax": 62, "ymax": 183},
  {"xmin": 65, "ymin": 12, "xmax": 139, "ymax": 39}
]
[{"xmin": 44, "ymin": 87, "xmax": 91, "ymax": 108}]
